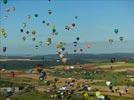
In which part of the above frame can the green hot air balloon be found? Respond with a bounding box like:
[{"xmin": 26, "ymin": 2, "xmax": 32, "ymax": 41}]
[
  {"xmin": 3, "ymin": 0, "xmax": 8, "ymax": 4},
  {"xmin": 114, "ymin": 29, "xmax": 118, "ymax": 34}
]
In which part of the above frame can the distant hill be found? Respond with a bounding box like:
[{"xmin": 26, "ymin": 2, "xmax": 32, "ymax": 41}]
[{"xmin": 0, "ymin": 53, "xmax": 134, "ymax": 70}]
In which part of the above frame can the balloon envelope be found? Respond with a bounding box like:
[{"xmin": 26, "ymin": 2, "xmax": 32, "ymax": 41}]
[
  {"xmin": 119, "ymin": 37, "xmax": 123, "ymax": 41},
  {"xmin": 106, "ymin": 81, "xmax": 111, "ymax": 86},
  {"xmin": 3, "ymin": 0, "xmax": 8, "ymax": 4},
  {"xmin": 62, "ymin": 58, "xmax": 67, "ymax": 64},
  {"xmin": 76, "ymin": 37, "xmax": 80, "ymax": 41},
  {"xmin": 3, "ymin": 47, "xmax": 7, "ymax": 52},
  {"xmin": 114, "ymin": 29, "xmax": 118, "ymax": 34}
]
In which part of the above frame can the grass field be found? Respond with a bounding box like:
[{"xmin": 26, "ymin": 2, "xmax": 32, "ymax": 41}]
[
  {"xmin": 0, "ymin": 62, "xmax": 134, "ymax": 100},
  {"xmin": 0, "ymin": 92, "xmax": 134, "ymax": 100}
]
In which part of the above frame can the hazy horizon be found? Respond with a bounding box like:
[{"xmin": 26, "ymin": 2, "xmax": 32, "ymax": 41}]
[{"xmin": 0, "ymin": 40, "xmax": 134, "ymax": 56}]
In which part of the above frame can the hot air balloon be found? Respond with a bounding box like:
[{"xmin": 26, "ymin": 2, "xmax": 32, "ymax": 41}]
[
  {"xmin": 22, "ymin": 36, "xmax": 26, "ymax": 41},
  {"xmin": 114, "ymin": 29, "xmax": 118, "ymax": 34},
  {"xmin": 12, "ymin": 7, "xmax": 16, "ymax": 12},
  {"xmin": 46, "ymin": 38, "xmax": 52, "ymax": 46},
  {"xmin": 75, "ymin": 16, "xmax": 78, "ymax": 19},
  {"xmin": 52, "ymin": 29, "xmax": 56, "ymax": 33},
  {"xmin": 28, "ymin": 15, "xmax": 31, "ymax": 19},
  {"xmin": 3, "ymin": 0, "xmax": 8, "ymax": 4},
  {"xmin": 42, "ymin": 20, "xmax": 45, "ymax": 24},
  {"xmin": 39, "ymin": 41, "xmax": 43, "ymax": 44},
  {"xmin": 52, "ymin": 32, "xmax": 58, "ymax": 36},
  {"xmin": 56, "ymin": 59, "xmax": 60, "ymax": 63},
  {"xmin": 111, "ymin": 58, "xmax": 116, "ymax": 63},
  {"xmin": 22, "ymin": 23, "xmax": 26, "ymax": 28},
  {"xmin": 119, "ymin": 36, "xmax": 123, "ymax": 41},
  {"xmin": 65, "ymin": 25, "xmax": 70, "ymax": 30},
  {"xmin": 34, "ymin": 14, "xmax": 38, "ymax": 17},
  {"xmin": 86, "ymin": 44, "xmax": 91, "ymax": 48},
  {"xmin": 106, "ymin": 81, "xmax": 111, "ymax": 86},
  {"xmin": 72, "ymin": 23, "xmax": 75, "ymax": 27},
  {"xmin": 5, "ymin": 8, "xmax": 10, "ymax": 12},
  {"xmin": 32, "ymin": 37, "xmax": 36, "ymax": 41},
  {"xmin": 0, "ymin": 28, "xmax": 8, "ymax": 38},
  {"xmin": 32, "ymin": 30, "xmax": 36, "ymax": 35},
  {"xmin": 26, "ymin": 31, "xmax": 30, "ymax": 34},
  {"xmin": 73, "ymin": 41, "xmax": 78, "ymax": 47},
  {"xmin": 59, "ymin": 54, "xmax": 64, "ymax": 58},
  {"xmin": 62, "ymin": 57, "xmax": 67, "ymax": 64},
  {"xmin": 61, "ymin": 47, "xmax": 65, "ymax": 51},
  {"xmin": 3, "ymin": 32, "xmax": 7, "ymax": 38},
  {"xmin": 46, "ymin": 23, "xmax": 50, "ymax": 26},
  {"xmin": 74, "ymin": 49, "xmax": 77, "ymax": 52},
  {"xmin": 56, "ymin": 42, "xmax": 66, "ymax": 49},
  {"xmin": 48, "ymin": 9, "xmax": 52, "ymax": 15},
  {"xmin": 80, "ymin": 49, "xmax": 83, "ymax": 52},
  {"xmin": 76, "ymin": 37, "xmax": 80, "ymax": 41},
  {"xmin": 4, "ymin": 16, "xmax": 8, "ymax": 19},
  {"xmin": 20, "ymin": 29, "xmax": 23, "ymax": 33},
  {"xmin": 65, "ymin": 23, "xmax": 76, "ymax": 30},
  {"xmin": 39, "ymin": 71, "xmax": 47, "ymax": 81},
  {"xmin": 109, "ymin": 39, "xmax": 113, "ymax": 44},
  {"xmin": 11, "ymin": 72, "xmax": 15, "ymax": 79},
  {"xmin": 35, "ymin": 45, "xmax": 38, "ymax": 48},
  {"xmin": 3, "ymin": 46, "xmax": 7, "ymax": 52},
  {"xmin": 39, "ymin": 41, "xmax": 43, "ymax": 46}
]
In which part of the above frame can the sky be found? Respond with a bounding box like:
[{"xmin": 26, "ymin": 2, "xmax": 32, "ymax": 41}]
[{"xmin": 0, "ymin": 0, "xmax": 134, "ymax": 55}]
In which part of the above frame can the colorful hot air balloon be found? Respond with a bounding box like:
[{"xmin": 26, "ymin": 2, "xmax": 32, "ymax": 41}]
[
  {"xmin": 56, "ymin": 42, "xmax": 65, "ymax": 49},
  {"xmin": 0, "ymin": 28, "xmax": 8, "ymax": 38},
  {"xmin": 46, "ymin": 38, "xmax": 52, "ymax": 46}
]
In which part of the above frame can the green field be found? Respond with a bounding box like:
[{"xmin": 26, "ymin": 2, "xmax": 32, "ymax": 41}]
[
  {"xmin": 1, "ymin": 92, "xmax": 134, "ymax": 100},
  {"xmin": 0, "ymin": 62, "xmax": 134, "ymax": 100}
]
